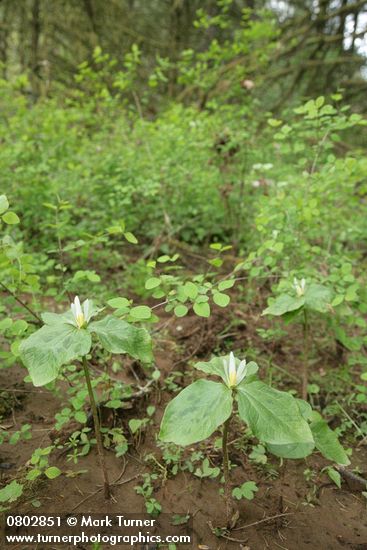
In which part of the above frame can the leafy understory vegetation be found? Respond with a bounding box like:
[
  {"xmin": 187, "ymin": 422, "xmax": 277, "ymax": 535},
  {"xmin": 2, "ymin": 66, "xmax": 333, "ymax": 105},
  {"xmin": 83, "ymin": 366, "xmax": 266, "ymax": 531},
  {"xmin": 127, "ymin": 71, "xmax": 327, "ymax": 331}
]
[{"xmin": 1, "ymin": 3, "xmax": 367, "ymax": 547}]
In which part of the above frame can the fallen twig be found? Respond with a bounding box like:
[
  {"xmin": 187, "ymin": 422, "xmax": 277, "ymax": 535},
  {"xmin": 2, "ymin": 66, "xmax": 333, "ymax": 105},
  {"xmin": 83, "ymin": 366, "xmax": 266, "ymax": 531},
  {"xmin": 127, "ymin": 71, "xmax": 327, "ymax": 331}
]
[
  {"xmin": 71, "ymin": 486, "xmax": 103, "ymax": 511},
  {"xmin": 233, "ymin": 512, "xmax": 294, "ymax": 531},
  {"xmin": 71, "ymin": 473, "xmax": 140, "ymax": 511},
  {"xmin": 208, "ymin": 521, "xmax": 249, "ymax": 544}
]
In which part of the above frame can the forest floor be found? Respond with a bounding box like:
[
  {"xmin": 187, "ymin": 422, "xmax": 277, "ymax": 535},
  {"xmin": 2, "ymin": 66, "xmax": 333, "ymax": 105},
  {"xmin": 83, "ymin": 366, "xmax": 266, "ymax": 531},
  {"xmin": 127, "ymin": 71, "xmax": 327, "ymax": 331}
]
[{"xmin": 1, "ymin": 299, "xmax": 367, "ymax": 550}]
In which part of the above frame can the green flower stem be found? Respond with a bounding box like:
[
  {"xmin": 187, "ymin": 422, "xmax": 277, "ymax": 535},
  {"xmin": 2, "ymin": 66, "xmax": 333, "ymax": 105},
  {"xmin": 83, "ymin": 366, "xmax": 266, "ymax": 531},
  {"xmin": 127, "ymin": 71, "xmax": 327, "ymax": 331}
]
[
  {"xmin": 222, "ymin": 415, "xmax": 233, "ymax": 523},
  {"xmin": 302, "ymin": 309, "xmax": 309, "ymax": 401},
  {"xmin": 82, "ymin": 355, "xmax": 111, "ymax": 499}
]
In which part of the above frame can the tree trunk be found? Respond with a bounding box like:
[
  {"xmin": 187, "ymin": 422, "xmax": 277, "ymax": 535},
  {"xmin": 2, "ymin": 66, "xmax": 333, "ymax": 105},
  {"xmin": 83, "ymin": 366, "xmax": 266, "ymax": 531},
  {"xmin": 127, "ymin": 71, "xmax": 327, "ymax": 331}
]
[{"xmin": 30, "ymin": 0, "xmax": 41, "ymax": 98}]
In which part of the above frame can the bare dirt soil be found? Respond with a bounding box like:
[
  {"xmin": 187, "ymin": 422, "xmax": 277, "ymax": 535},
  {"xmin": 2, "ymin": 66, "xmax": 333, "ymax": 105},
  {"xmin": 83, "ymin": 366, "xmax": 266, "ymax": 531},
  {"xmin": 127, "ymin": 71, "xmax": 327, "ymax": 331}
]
[{"xmin": 1, "ymin": 307, "xmax": 367, "ymax": 550}]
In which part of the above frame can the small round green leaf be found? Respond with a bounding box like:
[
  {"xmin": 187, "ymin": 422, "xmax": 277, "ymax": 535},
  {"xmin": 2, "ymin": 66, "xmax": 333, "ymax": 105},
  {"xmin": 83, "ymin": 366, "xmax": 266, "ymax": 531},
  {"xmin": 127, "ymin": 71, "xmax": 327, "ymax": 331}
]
[
  {"xmin": 87, "ymin": 272, "xmax": 100, "ymax": 282},
  {"xmin": 218, "ymin": 279, "xmax": 235, "ymax": 291},
  {"xmin": 183, "ymin": 282, "xmax": 198, "ymax": 300},
  {"xmin": 106, "ymin": 400, "xmax": 123, "ymax": 409},
  {"xmin": 74, "ymin": 411, "xmax": 87, "ymax": 423},
  {"xmin": 3, "ymin": 211, "xmax": 20, "ymax": 225},
  {"xmin": 45, "ymin": 466, "xmax": 62, "ymax": 479},
  {"xmin": 213, "ymin": 292, "xmax": 230, "ymax": 307},
  {"xmin": 26, "ymin": 469, "xmax": 42, "ymax": 481},
  {"xmin": 130, "ymin": 305, "xmax": 152, "ymax": 319},
  {"xmin": 174, "ymin": 304, "xmax": 188, "ymax": 317},
  {"xmin": 107, "ymin": 297, "xmax": 130, "ymax": 309},
  {"xmin": 232, "ymin": 481, "xmax": 258, "ymax": 500},
  {"xmin": 193, "ymin": 302, "xmax": 210, "ymax": 318},
  {"xmin": 145, "ymin": 277, "xmax": 161, "ymax": 290},
  {"xmin": 157, "ymin": 255, "xmax": 170, "ymax": 263}
]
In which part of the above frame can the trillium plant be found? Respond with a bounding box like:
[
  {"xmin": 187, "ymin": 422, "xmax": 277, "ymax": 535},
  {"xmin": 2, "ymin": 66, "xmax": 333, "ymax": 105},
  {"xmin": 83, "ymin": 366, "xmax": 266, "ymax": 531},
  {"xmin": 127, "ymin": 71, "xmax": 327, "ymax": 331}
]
[
  {"xmin": 263, "ymin": 277, "xmax": 333, "ymax": 399},
  {"xmin": 159, "ymin": 351, "xmax": 349, "ymax": 522},
  {"xmin": 20, "ymin": 296, "xmax": 153, "ymax": 499}
]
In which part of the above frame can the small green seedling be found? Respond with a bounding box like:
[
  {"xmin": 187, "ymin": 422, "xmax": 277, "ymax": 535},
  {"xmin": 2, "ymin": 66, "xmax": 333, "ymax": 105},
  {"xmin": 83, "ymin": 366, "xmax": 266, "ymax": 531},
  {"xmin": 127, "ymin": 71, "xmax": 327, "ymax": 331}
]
[
  {"xmin": 0, "ymin": 480, "xmax": 24, "ymax": 511},
  {"xmin": 232, "ymin": 481, "xmax": 258, "ymax": 501},
  {"xmin": 159, "ymin": 351, "xmax": 349, "ymax": 523},
  {"xmin": 194, "ymin": 458, "xmax": 220, "ymax": 479},
  {"xmin": 134, "ymin": 473, "xmax": 162, "ymax": 516},
  {"xmin": 263, "ymin": 278, "xmax": 333, "ymax": 399},
  {"xmin": 20, "ymin": 295, "xmax": 153, "ymax": 499},
  {"xmin": 26, "ymin": 446, "xmax": 61, "ymax": 481}
]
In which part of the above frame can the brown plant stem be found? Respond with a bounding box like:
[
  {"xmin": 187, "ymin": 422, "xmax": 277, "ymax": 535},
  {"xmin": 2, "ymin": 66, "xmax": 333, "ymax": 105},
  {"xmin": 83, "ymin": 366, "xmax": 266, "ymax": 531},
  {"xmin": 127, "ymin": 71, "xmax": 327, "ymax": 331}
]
[
  {"xmin": 0, "ymin": 281, "xmax": 42, "ymax": 324},
  {"xmin": 82, "ymin": 355, "xmax": 111, "ymax": 500},
  {"xmin": 302, "ymin": 308, "xmax": 309, "ymax": 401},
  {"xmin": 222, "ymin": 415, "xmax": 233, "ymax": 523}
]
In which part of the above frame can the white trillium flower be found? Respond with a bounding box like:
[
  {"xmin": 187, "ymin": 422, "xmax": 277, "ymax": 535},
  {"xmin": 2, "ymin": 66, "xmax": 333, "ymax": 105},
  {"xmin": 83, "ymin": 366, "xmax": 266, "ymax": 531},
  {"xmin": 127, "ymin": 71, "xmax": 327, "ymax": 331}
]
[
  {"xmin": 293, "ymin": 277, "xmax": 306, "ymax": 297},
  {"xmin": 223, "ymin": 352, "xmax": 247, "ymax": 388},
  {"xmin": 70, "ymin": 296, "xmax": 92, "ymax": 329}
]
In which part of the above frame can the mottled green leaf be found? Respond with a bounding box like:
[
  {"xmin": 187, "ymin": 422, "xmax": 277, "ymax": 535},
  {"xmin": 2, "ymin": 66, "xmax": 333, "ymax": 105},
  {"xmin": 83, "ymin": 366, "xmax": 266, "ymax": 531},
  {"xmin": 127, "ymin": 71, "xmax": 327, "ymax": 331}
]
[
  {"xmin": 237, "ymin": 381, "xmax": 314, "ymax": 458},
  {"xmin": 195, "ymin": 355, "xmax": 258, "ymax": 385},
  {"xmin": 89, "ymin": 315, "xmax": 153, "ymax": 363},
  {"xmin": 41, "ymin": 310, "xmax": 74, "ymax": 325},
  {"xmin": 305, "ymin": 284, "xmax": 333, "ymax": 313},
  {"xmin": 263, "ymin": 294, "xmax": 304, "ymax": 317},
  {"xmin": 309, "ymin": 412, "xmax": 350, "ymax": 465},
  {"xmin": 159, "ymin": 380, "xmax": 233, "ymax": 446},
  {"xmin": 20, "ymin": 324, "xmax": 91, "ymax": 386}
]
